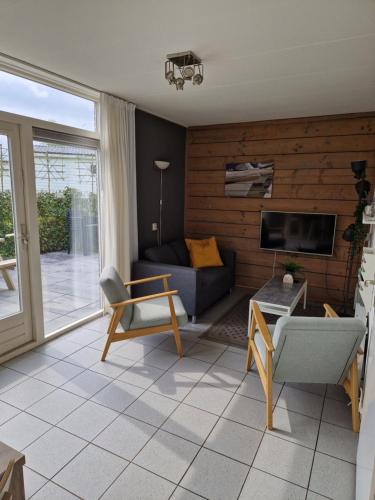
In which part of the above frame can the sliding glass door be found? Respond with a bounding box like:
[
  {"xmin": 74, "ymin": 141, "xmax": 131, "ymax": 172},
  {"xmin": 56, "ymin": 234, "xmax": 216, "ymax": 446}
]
[
  {"xmin": 33, "ymin": 136, "xmax": 101, "ymax": 335},
  {"xmin": 0, "ymin": 121, "xmax": 32, "ymax": 353}
]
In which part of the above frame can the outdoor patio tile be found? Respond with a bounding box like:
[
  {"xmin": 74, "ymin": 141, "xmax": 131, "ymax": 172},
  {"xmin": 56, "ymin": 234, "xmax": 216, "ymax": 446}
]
[
  {"xmin": 161, "ymin": 403, "xmax": 218, "ymax": 445},
  {"xmin": 91, "ymin": 379, "xmax": 144, "ymax": 412},
  {"xmin": 34, "ymin": 338, "xmax": 82, "ymax": 359},
  {"xmin": 201, "ymin": 364, "xmax": 246, "ymax": 392},
  {"xmin": 205, "ymin": 418, "xmax": 263, "ymax": 465},
  {"xmin": 184, "ymin": 381, "xmax": 233, "ymax": 416},
  {"xmin": 125, "ymin": 390, "xmax": 178, "ymax": 427},
  {"xmin": 237, "ymin": 372, "xmax": 282, "ymax": 404},
  {"xmin": 65, "ymin": 346, "xmax": 100, "ymax": 368},
  {"xmin": 62, "ymin": 370, "xmax": 112, "ymax": 398},
  {"xmin": 101, "ymin": 463, "xmax": 175, "ymax": 500},
  {"xmin": 31, "ymin": 481, "xmax": 79, "ymax": 499},
  {"xmin": 149, "ymin": 371, "xmax": 196, "ymax": 401},
  {"xmin": 181, "ymin": 447, "xmax": 249, "ymax": 500},
  {"xmin": 309, "ymin": 452, "xmax": 356, "ymax": 500},
  {"xmin": 0, "ymin": 366, "xmax": 27, "ymax": 393},
  {"xmin": 186, "ymin": 342, "xmax": 226, "ymax": 363},
  {"xmin": 0, "ymin": 412, "xmax": 51, "ymax": 450},
  {"xmin": 253, "ymin": 434, "xmax": 314, "ymax": 488},
  {"xmin": 117, "ymin": 361, "xmax": 165, "ymax": 389},
  {"xmin": 24, "ymin": 427, "xmax": 86, "ymax": 478},
  {"xmin": 0, "ymin": 377, "xmax": 55, "ymax": 410},
  {"xmin": 54, "ymin": 444, "xmax": 127, "ymax": 499},
  {"xmin": 94, "ymin": 414, "xmax": 157, "ymax": 460},
  {"xmin": 267, "ymin": 406, "xmax": 320, "ymax": 449},
  {"xmin": 223, "ymin": 393, "xmax": 266, "ymax": 430},
  {"xmin": 214, "ymin": 349, "xmax": 247, "ymax": 372},
  {"xmin": 317, "ymin": 421, "xmax": 358, "ymax": 463},
  {"xmin": 277, "ymin": 386, "xmax": 324, "ymax": 420},
  {"xmin": 26, "ymin": 389, "xmax": 85, "ymax": 424},
  {"xmin": 23, "ymin": 466, "xmax": 48, "ymax": 499},
  {"xmin": 58, "ymin": 400, "xmax": 119, "ymax": 441},
  {"xmin": 34, "ymin": 360, "xmax": 84, "ymax": 387},
  {"xmin": 44, "ymin": 316, "xmax": 73, "ymax": 335},
  {"xmin": 322, "ymin": 398, "xmax": 352, "ymax": 430},
  {"xmin": 239, "ymin": 468, "xmax": 306, "ymax": 500},
  {"xmin": 3, "ymin": 351, "xmax": 57, "ymax": 376},
  {"xmin": 142, "ymin": 348, "xmax": 179, "ymax": 370},
  {"xmin": 167, "ymin": 357, "xmax": 212, "ymax": 381},
  {"xmin": 0, "ymin": 400, "xmax": 20, "ymax": 425},
  {"xmin": 134, "ymin": 429, "xmax": 199, "ymax": 483}
]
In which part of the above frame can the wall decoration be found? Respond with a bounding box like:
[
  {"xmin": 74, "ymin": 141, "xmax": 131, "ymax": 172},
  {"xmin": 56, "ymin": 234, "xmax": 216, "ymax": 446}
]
[{"xmin": 224, "ymin": 161, "xmax": 274, "ymax": 198}]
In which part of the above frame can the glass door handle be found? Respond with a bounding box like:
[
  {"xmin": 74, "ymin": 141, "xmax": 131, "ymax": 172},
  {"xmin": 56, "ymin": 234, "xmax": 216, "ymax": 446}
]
[{"xmin": 20, "ymin": 224, "xmax": 29, "ymax": 245}]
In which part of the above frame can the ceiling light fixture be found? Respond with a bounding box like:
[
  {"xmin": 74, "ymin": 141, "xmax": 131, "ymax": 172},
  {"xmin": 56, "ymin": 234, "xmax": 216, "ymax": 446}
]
[{"xmin": 164, "ymin": 51, "xmax": 203, "ymax": 91}]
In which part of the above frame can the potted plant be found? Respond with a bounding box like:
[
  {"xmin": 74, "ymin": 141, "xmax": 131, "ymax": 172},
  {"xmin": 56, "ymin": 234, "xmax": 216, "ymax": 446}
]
[{"xmin": 280, "ymin": 261, "xmax": 303, "ymax": 285}]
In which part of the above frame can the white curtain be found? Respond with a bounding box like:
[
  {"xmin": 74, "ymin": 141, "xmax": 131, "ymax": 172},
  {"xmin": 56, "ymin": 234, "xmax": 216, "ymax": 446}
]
[{"xmin": 100, "ymin": 93, "xmax": 138, "ymax": 281}]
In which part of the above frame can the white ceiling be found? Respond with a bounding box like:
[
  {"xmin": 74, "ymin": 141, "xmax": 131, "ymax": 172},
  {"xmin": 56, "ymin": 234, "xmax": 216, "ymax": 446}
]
[{"xmin": 0, "ymin": 0, "xmax": 375, "ymax": 126}]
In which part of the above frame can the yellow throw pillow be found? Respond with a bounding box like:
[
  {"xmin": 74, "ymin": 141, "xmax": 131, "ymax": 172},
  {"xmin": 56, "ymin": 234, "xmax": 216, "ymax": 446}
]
[{"xmin": 185, "ymin": 237, "xmax": 224, "ymax": 268}]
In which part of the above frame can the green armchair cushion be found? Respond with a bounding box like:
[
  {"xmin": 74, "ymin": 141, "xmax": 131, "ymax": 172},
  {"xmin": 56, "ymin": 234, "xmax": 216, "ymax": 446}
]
[
  {"xmin": 254, "ymin": 316, "xmax": 365, "ymax": 385},
  {"xmin": 129, "ymin": 295, "xmax": 188, "ymax": 330}
]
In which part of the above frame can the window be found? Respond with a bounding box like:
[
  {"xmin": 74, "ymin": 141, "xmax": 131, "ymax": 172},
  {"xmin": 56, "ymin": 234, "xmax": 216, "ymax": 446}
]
[{"xmin": 0, "ymin": 70, "xmax": 96, "ymax": 131}]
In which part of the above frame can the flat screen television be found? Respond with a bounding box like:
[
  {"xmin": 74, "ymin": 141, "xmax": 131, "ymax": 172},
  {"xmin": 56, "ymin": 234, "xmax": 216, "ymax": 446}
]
[{"xmin": 260, "ymin": 211, "xmax": 337, "ymax": 256}]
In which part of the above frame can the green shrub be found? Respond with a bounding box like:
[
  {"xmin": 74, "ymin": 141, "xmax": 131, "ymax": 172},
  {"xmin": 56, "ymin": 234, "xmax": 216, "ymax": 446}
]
[{"xmin": 0, "ymin": 187, "xmax": 97, "ymax": 258}]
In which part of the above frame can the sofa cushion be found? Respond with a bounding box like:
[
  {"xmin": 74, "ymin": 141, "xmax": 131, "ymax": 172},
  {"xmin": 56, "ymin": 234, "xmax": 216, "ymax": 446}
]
[
  {"xmin": 144, "ymin": 244, "xmax": 179, "ymax": 265},
  {"xmin": 99, "ymin": 266, "xmax": 133, "ymax": 330},
  {"xmin": 170, "ymin": 239, "xmax": 190, "ymax": 266},
  {"xmin": 185, "ymin": 237, "xmax": 224, "ymax": 268},
  {"xmin": 129, "ymin": 295, "xmax": 188, "ymax": 330}
]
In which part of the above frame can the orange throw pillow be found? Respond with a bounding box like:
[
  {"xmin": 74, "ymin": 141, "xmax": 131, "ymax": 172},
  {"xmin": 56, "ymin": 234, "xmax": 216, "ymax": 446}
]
[{"xmin": 185, "ymin": 237, "xmax": 224, "ymax": 268}]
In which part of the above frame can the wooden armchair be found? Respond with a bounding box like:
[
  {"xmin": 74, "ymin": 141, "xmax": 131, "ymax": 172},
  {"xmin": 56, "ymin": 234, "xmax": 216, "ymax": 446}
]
[
  {"xmin": 246, "ymin": 301, "xmax": 365, "ymax": 431},
  {"xmin": 100, "ymin": 266, "xmax": 188, "ymax": 361},
  {"xmin": 0, "ymin": 459, "xmax": 15, "ymax": 500}
]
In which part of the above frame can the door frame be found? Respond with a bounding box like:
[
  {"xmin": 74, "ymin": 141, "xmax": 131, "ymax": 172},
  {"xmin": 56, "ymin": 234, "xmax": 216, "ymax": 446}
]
[
  {"xmin": 0, "ymin": 120, "xmax": 34, "ymax": 354},
  {"xmin": 0, "ymin": 110, "xmax": 103, "ymax": 363}
]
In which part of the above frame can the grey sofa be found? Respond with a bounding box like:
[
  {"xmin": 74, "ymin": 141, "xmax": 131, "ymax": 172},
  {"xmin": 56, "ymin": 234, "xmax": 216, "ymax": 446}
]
[{"xmin": 132, "ymin": 239, "xmax": 235, "ymax": 321}]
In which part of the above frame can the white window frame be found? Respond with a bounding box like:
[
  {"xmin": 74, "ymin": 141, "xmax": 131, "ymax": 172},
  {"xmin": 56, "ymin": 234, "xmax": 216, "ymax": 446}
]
[{"xmin": 0, "ymin": 58, "xmax": 103, "ymax": 362}]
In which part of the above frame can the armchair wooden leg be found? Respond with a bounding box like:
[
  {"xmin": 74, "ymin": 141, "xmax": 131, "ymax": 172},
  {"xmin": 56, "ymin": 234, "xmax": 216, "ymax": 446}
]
[
  {"xmin": 101, "ymin": 307, "xmax": 123, "ymax": 362},
  {"xmin": 266, "ymin": 351, "xmax": 273, "ymax": 430},
  {"xmin": 173, "ymin": 326, "xmax": 183, "ymax": 358},
  {"xmin": 349, "ymin": 357, "xmax": 360, "ymax": 432},
  {"xmin": 245, "ymin": 338, "xmax": 252, "ymax": 371}
]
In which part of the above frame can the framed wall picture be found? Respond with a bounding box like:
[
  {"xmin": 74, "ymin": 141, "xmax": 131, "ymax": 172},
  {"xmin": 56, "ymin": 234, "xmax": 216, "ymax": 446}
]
[{"xmin": 224, "ymin": 161, "xmax": 274, "ymax": 198}]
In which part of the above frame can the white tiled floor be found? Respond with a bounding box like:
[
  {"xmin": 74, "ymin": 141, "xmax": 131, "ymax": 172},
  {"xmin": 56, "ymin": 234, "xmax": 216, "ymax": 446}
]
[{"xmin": 0, "ymin": 315, "xmax": 357, "ymax": 500}]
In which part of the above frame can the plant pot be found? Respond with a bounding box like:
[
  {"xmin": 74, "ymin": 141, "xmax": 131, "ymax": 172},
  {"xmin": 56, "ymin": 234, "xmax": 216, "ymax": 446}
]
[{"xmin": 283, "ymin": 272, "xmax": 294, "ymax": 285}]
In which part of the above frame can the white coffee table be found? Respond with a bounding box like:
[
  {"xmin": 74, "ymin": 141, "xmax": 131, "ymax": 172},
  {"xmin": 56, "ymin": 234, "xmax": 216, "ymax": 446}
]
[{"xmin": 248, "ymin": 276, "xmax": 307, "ymax": 328}]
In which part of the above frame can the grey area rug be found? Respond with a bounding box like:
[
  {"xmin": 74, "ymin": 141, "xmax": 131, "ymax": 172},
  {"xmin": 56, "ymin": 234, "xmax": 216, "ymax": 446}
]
[{"xmin": 200, "ymin": 295, "xmax": 324, "ymax": 348}]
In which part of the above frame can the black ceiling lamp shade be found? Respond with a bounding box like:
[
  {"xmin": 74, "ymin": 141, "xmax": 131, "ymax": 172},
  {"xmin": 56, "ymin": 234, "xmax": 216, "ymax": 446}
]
[{"xmin": 351, "ymin": 160, "xmax": 367, "ymax": 180}]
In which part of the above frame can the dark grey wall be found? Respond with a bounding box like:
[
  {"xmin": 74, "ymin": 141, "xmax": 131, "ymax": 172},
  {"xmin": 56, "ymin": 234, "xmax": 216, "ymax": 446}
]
[{"xmin": 135, "ymin": 109, "xmax": 186, "ymax": 254}]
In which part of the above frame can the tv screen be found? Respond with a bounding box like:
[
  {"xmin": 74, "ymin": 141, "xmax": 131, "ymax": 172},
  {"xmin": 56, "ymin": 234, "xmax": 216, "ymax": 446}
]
[{"xmin": 260, "ymin": 211, "xmax": 337, "ymax": 256}]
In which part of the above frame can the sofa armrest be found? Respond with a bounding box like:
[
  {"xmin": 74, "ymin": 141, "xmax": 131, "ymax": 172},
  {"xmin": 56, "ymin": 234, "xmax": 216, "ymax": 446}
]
[
  {"xmin": 132, "ymin": 260, "xmax": 199, "ymax": 316},
  {"xmin": 219, "ymin": 247, "xmax": 236, "ymax": 286}
]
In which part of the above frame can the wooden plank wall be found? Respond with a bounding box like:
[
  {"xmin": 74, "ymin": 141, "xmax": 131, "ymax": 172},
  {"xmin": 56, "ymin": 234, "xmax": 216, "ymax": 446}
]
[{"xmin": 185, "ymin": 113, "xmax": 375, "ymax": 305}]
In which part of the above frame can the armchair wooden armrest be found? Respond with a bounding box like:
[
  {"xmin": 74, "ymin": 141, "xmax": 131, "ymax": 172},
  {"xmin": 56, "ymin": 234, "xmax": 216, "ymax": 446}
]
[
  {"xmin": 252, "ymin": 302, "xmax": 275, "ymax": 352},
  {"xmin": 124, "ymin": 274, "xmax": 172, "ymax": 286},
  {"xmin": 111, "ymin": 290, "xmax": 177, "ymax": 308}
]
